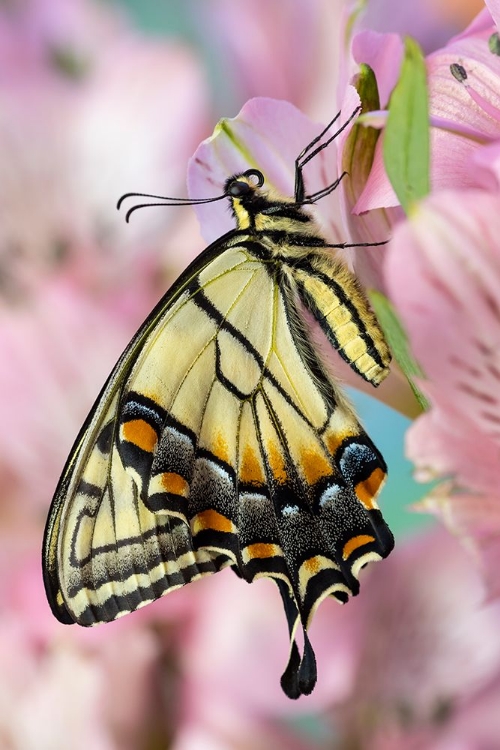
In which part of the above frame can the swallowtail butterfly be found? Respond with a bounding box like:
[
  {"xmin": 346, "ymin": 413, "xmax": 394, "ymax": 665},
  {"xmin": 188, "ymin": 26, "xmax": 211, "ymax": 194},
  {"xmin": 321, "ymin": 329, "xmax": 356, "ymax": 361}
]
[{"xmin": 43, "ymin": 107, "xmax": 393, "ymax": 698}]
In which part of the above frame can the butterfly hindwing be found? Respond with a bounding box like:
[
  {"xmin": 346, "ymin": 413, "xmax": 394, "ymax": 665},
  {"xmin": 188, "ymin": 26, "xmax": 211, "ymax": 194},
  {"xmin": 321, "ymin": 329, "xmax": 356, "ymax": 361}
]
[{"xmin": 236, "ymin": 274, "xmax": 392, "ymax": 695}]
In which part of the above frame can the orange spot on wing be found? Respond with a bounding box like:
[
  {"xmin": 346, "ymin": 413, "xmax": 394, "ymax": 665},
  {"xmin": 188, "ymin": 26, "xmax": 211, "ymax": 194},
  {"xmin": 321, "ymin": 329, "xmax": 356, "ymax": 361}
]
[
  {"xmin": 355, "ymin": 467, "xmax": 386, "ymax": 509},
  {"xmin": 325, "ymin": 430, "xmax": 356, "ymax": 456},
  {"xmin": 213, "ymin": 432, "xmax": 230, "ymax": 463},
  {"xmin": 245, "ymin": 543, "xmax": 279, "ymax": 560},
  {"xmin": 303, "ymin": 556, "xmax": 322, "ymax": 574},
  {"xmin": 160, "ymin": 472, "xmax": 189, "ymax": 498},
  {"xmin": 192, "ymin": 509, "xmax": 234, "ymax": 536},
  {"xmin": 300, "ymin": 446, "xmax": 332, "ymax": 485},
  {"xmin": 343, "ymin": 534, "xmax": 375, "ymax": 561},
  {"xmin": 267, "ymin": 441, "xmax": 287, "ymax": 484},
  {"xmin": 240, "ymin": 443, "xmax": 265, "ymax": 484},
  {"xmin": 122, "ymin": 419, "xmax": 157, "ymax": 453}
]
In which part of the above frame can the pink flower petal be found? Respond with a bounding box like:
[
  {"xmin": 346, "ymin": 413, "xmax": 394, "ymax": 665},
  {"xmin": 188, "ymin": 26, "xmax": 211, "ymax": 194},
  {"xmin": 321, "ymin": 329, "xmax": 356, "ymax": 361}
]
[
  {"xmin": 337, "ymin": 84, "xmax": 396, "ymax": 292},
  {"xmin": 485, "ymin": 0, "xmax": 500, "ymax": 29},
  {"xmin": 386, "ymin": 188, "xmax": 500, "ymax": 491},
  {"xmin": 195, "ymin": 0, "xmax": 345, "ymax": 122},
  {"xmin": 329, "ymin": 528, "xmax": 500, "ymax": 747},
  {"xmin": 357, "ymin": 0, "xmax": 486, "ymax": 53},
  {"xmin": 352, "ymin": 30, "xmax": 404, "ymax": 106},
  {"xmin": 188, "ymin": 97, "xmax": 345, "ymax": 245},
  {"xmin": 0, "ymin": 273, "xmax": 156, "ymax": 513},
  {"xmin": 450, "ymin": 6, "xmax": 497, "ymax": 42},
  {"xmin": 423, "ymin": 489, "xmax": 500, "ymax": 602},
  {"xmin": 356, "ymin": 11, "xmax": 500, "ymax": 213},
  {"xmin": 353, "ymin": 139, "xmax": 400, "ymax": 212},
  {"xmin": 471, "ymin": 138, "xmax": 500, "ymax": 190},
  {"xmin": 406, "ymin": 382, "xmax": 500, "ymax": 493}
]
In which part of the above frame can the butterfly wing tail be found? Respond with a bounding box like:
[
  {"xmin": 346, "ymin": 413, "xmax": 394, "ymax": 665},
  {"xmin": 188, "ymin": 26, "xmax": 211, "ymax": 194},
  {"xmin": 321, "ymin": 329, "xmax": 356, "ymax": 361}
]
[{"xmin": 275, "ymin": 578, "xmax": 317, "ymax": 699}]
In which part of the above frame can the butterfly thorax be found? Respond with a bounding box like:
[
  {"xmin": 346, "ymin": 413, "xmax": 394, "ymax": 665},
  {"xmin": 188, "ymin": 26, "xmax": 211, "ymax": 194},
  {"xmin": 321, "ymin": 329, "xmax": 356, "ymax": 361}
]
[{"xmin": 227, "ymin": 172, "xmax": 322, "ymax": 251}]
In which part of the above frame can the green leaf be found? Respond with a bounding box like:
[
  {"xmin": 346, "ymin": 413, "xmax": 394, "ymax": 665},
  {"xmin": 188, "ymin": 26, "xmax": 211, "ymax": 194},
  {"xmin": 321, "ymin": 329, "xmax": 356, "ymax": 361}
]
[
  {"xmin": 342, "ymin": 64, "xmax": 381, "ymax": 199},
  {"xmin": 341, "ymin": 64, "xmax": 393, "ymax": 243},
  {"xmin": 369, "ymin": 290, "xmax": 428, "ymax": 411},
  {"xmin": 383, "ymin": 37, "xmax": 430, "ymax": 214},
  {"xmin": 489, "ymin": 32, "xmax": 500, "ymax": 56}
]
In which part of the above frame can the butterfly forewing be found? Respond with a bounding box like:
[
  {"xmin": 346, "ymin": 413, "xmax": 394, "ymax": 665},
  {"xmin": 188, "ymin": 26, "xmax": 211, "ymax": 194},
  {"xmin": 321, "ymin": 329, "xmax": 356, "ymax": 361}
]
[{"xmin": 43, "ymin": 235, "xmax": 243, "ymax": 624}]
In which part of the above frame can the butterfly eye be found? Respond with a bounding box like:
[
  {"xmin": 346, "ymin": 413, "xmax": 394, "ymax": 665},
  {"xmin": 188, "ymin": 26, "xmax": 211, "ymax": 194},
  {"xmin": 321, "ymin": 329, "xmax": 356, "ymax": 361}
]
[
  {"xmin": 227, "ymin": 180, "xmax": 252, "ymax": 197},
  {"xmin": 227, "ymin": 169, "xmax": 265, "ymax": 198}
]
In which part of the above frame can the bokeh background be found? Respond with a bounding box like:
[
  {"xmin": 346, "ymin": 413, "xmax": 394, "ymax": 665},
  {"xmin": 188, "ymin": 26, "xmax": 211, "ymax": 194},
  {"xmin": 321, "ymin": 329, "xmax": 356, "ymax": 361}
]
[{"xmin": 0, "ymin": 1, "xmax": 494, "ymax": 749}]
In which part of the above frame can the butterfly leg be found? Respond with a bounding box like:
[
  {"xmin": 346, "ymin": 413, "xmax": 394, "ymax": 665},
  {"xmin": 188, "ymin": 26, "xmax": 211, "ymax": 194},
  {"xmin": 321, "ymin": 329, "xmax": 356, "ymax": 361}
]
[{"xmin": 294, "ymin": 107, "xmax": 361, "ymax": 203}]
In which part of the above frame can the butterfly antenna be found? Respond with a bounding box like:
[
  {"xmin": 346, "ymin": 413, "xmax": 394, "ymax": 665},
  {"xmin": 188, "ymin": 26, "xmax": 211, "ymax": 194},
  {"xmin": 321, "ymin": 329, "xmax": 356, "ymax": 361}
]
[{"xmin": 117, "ymin": 191, "xmax": 226, "ymax": 223}]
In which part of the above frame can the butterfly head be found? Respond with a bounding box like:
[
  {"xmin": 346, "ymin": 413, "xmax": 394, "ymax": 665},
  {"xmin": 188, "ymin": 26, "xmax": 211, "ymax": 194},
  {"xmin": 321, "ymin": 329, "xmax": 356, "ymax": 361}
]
[
  {"xmin": 225, "ymin": 168, "xmax": 294, "ymax": 230},
  {"xmin": 224, "ymin": 169, "xmax": 267, "ymax": 222},
  {"xmin": 224, "ymin": 169, "xmax": 265, "ymax": 199}
]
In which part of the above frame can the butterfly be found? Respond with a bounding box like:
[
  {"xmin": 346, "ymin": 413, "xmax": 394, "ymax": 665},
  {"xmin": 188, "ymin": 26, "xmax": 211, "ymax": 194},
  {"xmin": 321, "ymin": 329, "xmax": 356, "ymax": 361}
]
[{"xmin": 42, "ymin": 108, "xmax": 394, "ymax": 699}]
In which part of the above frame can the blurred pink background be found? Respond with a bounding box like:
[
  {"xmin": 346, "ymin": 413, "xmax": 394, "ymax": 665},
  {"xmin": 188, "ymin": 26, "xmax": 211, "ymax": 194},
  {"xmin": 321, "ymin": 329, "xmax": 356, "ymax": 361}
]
[{"xmin": 0, "ymin": 1, "xmax": 494, "ymax": 748}]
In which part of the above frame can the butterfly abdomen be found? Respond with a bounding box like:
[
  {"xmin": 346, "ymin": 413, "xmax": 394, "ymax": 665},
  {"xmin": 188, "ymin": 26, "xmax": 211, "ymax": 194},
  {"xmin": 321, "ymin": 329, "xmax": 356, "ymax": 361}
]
[{"xmin": 290, "ymin": 254, "xmax": 391, "ymax": 386}]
